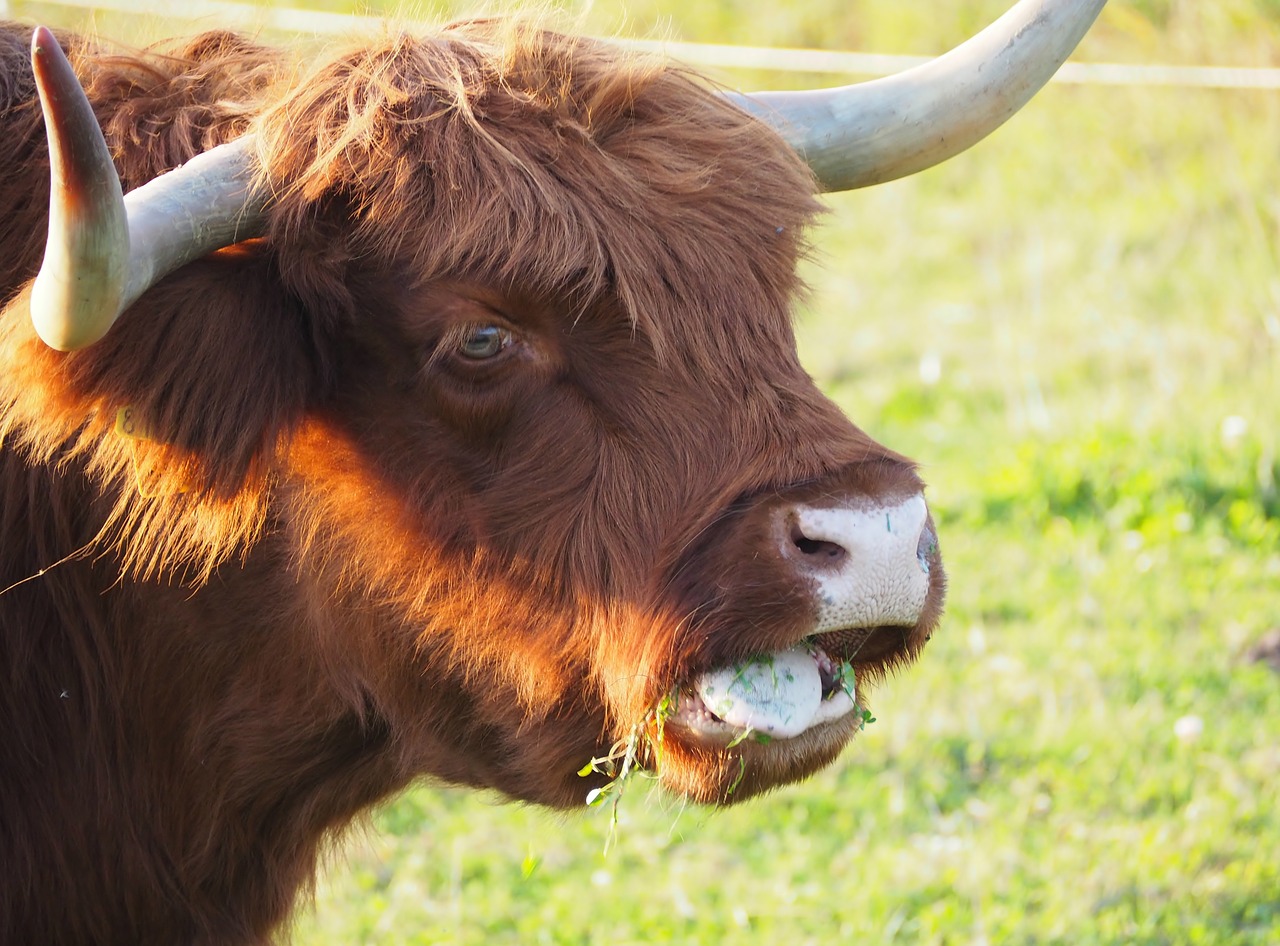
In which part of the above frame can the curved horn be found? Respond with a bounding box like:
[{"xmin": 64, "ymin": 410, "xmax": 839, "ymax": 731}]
[
  {"xmin": 731, "ymin": 0, "xmax": 1106, "ymax": 192},
  {"xmin": 29, "ymin": 27, "xmax": 267, "ymax": 351}
]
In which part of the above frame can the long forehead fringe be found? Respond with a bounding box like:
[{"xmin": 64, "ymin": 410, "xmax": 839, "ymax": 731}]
[{"xmin": 251, "ymin": 15, "xmax": 821, "ymax": 348}]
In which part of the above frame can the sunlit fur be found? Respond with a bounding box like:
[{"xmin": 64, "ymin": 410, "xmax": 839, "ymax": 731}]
[{"xmin": 0, "ymin": 18, "xmax": 943, "ymax": 945}]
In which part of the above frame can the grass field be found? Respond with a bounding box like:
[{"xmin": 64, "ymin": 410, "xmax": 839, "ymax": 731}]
[{"xmin": 13, "ymin": 0, "xmax": 1280, "ymax": 942}]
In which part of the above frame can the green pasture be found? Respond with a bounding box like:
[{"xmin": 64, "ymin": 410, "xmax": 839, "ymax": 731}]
[{"xmin": 12, "ymin": 0, "xmax": 1280, "ymax": 942}]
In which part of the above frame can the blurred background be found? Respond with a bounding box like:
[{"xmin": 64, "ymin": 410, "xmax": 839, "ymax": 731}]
[{"xmin": 6, "ymin": 1, "xmax": 1278, "ymax": 942}]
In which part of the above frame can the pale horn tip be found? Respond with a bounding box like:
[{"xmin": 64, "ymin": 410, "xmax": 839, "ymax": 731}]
[{"xmin": 29, "ymin": 24, "xmax": 130, "ymax": 352}]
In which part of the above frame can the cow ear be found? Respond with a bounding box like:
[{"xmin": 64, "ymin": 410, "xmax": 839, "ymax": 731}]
[{"xmin": 54, "ymin": 241, "xmax": 326, "ymax": 494}]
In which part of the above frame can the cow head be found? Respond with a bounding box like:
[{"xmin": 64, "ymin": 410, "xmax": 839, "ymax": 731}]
[{"xmin": 11, "ymin": 1, "xmax": 1102, "ymax": 808}]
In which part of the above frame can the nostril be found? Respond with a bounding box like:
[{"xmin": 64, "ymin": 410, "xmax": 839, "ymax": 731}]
[
  {"xmin": 789, "ymin": 520, "xmax": 847, "ymax": 565},
  {"xmin": 916, "ymin": 523, "xmax": 939, "ymax": 575}
]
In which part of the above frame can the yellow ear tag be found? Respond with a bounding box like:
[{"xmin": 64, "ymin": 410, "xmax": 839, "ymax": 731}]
[
  {"xmin": 114, "ymin": 406, "xmax": 185, "ymax": 497},
  {"xmin": 114, "ymin": 405, "xmax": 152, "ymax": 442}
]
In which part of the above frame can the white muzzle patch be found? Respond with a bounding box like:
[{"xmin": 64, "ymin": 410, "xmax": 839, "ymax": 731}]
[{"xmin": 790, "ymin": 493, "xmax": 932, "ymax": 633}]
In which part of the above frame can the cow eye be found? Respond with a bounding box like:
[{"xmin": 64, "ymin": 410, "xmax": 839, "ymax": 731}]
[{"xmin": 458, "ymin": 325, "xmax": 512, "ymax": 360}]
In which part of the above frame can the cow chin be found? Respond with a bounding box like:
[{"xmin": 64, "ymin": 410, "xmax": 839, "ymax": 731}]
[
  {"xmin": 640, "ymin": 621, "xmax": 932, "ymax": 806},
  {"xmin": 658, "ymin": 711, "xmax": 860, "ymax": 806}
]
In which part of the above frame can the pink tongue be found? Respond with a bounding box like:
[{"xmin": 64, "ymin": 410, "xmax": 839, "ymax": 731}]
[{"xmin": 692, "ymin": 647, "xmax": 822, "ymax": 738}]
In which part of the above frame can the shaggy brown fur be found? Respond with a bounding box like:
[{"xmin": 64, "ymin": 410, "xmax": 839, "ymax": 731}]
[{"xmin": 0, "ymin": 18, "xmax": 944, "ymax": 945}]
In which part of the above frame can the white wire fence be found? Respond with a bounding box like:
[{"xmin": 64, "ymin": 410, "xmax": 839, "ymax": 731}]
[{"xmin": 8, "ymin": 0, "xmax": 1280, "ymax": 90}]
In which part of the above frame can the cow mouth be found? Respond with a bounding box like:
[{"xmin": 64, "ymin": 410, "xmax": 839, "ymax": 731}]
[{"xmin": 665, "ymin": 629, "xmax": 905, "ymax": 742}]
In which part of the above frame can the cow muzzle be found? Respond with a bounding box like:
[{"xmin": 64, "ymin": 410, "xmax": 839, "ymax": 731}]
[
  {"xmin": 782, "ymin": 493, "xmax": 934, "ymax": 632},
  {"xmin": 667, "ymin": 490, "xmax": 940, "ymax": 744}
]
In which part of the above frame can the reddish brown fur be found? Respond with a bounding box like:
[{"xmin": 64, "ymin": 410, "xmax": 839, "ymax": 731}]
[{"xmin": 0, "ymin": 18, "xmax": 943, "ymax": 945}]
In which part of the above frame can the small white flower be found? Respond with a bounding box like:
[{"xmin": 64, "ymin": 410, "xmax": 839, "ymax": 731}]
[
  {"xmin": 1174, "ymin": 714, "xmax": 1204, "ymax": 744},
  {"xmin": 1220, "ymin": 415, "xmax": 1248, "ymax": 447}
]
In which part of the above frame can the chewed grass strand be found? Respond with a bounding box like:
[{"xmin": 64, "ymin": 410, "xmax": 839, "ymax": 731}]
[{"xmin": 578, "ymin": 694, "xmax": 678, "ymax": 851}]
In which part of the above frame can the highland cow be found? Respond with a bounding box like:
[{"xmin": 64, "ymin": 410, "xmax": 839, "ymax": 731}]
[{"xmin": 0, "ymin": 2, "xmax": 1102, "ymax": 943}]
